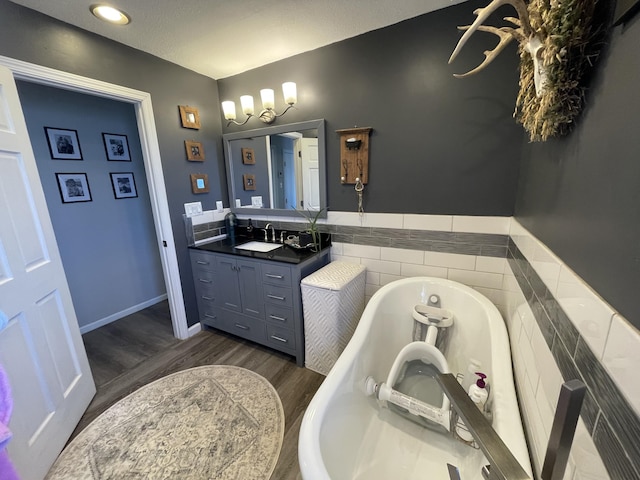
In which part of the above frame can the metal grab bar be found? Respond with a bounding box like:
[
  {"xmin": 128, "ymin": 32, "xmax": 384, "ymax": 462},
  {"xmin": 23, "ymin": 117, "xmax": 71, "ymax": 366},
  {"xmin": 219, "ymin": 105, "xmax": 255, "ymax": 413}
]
[
  {"xmin": 437, "ymin": 373, "xmax": 530, "ymax": 480},
  {"xmin": 438, "ymin": 374, "xmax": 586, "ymax": 480}
]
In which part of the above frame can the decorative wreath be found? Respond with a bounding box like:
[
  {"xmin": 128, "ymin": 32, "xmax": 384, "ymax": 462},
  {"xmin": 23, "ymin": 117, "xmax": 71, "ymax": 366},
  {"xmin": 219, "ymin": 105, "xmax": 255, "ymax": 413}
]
[
  {"xmin": 449, "ymin": 0, "xmax": 604, "ymax": 142},
  {"xmin": 515, "ymin": 0, "xmax": 599, "ymax": 141}
]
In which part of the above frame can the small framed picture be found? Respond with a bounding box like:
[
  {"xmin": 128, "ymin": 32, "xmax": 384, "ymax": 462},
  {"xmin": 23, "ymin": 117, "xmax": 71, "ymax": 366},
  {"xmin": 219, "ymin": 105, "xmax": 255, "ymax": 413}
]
[
  {"xmin": 190, "ymin": 173, "xmax": 209, "ymax": 194},
  {"xmin": 243, "ymin": 174, "xmax": 256, "ymax": 191},
  {"xmin": 179, "ymin": 105, "xmax": 201, "ymax": 129},
  {"xmin": 110, "ymin": 172, "xmax": 138, "ymax": 199},
  {"xmin": 45, "ymin": 127, "xmax": 83, "ymax": 160},
  {"xmin": 56, "ymin": 173, "xmax": 92, "ymax": 203},
  {"xmin": 185, "ymin": 140, "xmax": 205, "ymax": 161},
  {"xmin": 241, "ymin": 147, "xmax": 255, "ymax": 165},
  {"xmin": 102, "ymin": 133, "xmax": 131, "ymax": 161}
]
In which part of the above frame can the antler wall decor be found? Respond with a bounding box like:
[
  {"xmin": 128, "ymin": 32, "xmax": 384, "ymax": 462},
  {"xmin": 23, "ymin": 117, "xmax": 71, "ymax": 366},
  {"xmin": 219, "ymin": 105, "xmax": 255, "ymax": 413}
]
[{"xmin": 449, "ymin": 0, "xmax": 600, "ymax": 142}]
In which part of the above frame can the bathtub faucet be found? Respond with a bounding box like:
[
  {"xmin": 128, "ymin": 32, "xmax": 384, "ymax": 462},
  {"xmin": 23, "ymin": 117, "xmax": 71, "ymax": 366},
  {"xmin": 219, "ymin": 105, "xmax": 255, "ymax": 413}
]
[{"xmin": 437, "ymin": 374, "xmax": 586, "ymax": 480}]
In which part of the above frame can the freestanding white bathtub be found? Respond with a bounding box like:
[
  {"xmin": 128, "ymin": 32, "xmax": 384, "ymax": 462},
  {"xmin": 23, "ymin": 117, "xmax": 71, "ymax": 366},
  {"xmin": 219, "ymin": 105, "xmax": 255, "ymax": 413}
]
[{"xmin": 299, "ymin": 277, "xmax": 532, "ymax": 480}]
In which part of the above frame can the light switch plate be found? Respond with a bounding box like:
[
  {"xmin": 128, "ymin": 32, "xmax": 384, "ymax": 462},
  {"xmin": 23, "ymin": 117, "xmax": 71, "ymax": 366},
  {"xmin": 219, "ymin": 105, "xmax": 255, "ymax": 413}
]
[{"xmin": 184, "ymin": 202, "xmax": 203, "ymax": 217}]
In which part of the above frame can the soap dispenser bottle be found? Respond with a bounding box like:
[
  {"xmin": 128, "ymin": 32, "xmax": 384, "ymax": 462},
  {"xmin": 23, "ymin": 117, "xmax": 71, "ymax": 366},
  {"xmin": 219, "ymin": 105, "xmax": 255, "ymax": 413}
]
[{"xmin": 468, "ymin": 372, "xmax": 489, "ymax": 413}]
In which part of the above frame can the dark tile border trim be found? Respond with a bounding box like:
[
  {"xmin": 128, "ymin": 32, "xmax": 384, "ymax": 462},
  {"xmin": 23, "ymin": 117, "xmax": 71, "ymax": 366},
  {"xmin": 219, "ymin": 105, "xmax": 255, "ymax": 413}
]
[{"xmin": 508, "ymin": 240, "xmax": 640, "ymax": 480}]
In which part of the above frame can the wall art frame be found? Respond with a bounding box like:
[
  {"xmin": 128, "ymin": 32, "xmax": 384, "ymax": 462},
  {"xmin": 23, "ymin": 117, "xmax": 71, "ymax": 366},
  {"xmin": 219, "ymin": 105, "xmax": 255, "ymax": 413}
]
[
  {"xmin": 185, "ymin": 140, "xmax": 205, "ymax": 161},
  {"xmin": 102, "ymin": 133, "xmax": 131, "ymax": 161},
  {"xmin": 241, "ymin": 147, "xmax": 255, "ymax": 164},
  {"xmin": 243, "ymin": 174, "xmax": 256, "ymax": 191},
  {"xmin": 110, "ymin": 172, "xmax": 138, "ymax": 199},
  {"xmin": 190, "ymin": 173, "xmax": 209, "ymax": 194},
  {"xmin": 55, "ymin": 172, "xmax": 92, "ymax": 203},
  {"xmin": 45, "ymin": 127, "xmax": 83, "ymax": 160},
  {"xmin": 179, "ymin": 105, "xmax": 201, "ymax": 129}
]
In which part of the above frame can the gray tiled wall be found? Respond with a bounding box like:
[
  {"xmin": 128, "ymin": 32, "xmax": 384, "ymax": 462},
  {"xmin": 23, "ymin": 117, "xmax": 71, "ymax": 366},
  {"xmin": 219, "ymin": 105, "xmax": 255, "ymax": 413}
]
[{"xmin": 508, "ymin": 240, "xmax": 640, "ymax": 480}]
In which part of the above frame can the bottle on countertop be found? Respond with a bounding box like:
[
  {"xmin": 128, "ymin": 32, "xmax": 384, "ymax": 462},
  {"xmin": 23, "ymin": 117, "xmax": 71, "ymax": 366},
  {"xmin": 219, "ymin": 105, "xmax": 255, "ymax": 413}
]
[{"xmin": 224, "ymin": 212, "xmax": 237, "ymax": 244}]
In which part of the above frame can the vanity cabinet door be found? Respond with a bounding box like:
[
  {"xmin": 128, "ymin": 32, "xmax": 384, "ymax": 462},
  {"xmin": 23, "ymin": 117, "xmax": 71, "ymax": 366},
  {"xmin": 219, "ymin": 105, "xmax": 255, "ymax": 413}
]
[
  {"xmin": 236, "ymin": 259, "xmax": 264, "ymax": 319},
  {"xmin": 214, "ymin": 255, "xmax": 242, "ymax": 313}
]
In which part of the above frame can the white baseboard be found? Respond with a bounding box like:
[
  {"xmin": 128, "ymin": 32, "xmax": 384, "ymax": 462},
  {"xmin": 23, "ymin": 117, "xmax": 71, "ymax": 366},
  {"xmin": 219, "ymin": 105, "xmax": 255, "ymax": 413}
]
[
  {"xmin": 79, "ymin": 294, "xmax": 168, "ymax": 334},
  {"xmin": 187, "ymin": 322, "xmax": 203, "ymax": 337}
]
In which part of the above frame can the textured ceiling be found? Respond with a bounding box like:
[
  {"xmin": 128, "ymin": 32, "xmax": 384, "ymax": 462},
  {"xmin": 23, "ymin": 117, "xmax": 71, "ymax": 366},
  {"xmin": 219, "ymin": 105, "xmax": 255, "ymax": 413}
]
[{"xmin": 9, "ymin": 0, "xmax": 465, "ymax": 79}]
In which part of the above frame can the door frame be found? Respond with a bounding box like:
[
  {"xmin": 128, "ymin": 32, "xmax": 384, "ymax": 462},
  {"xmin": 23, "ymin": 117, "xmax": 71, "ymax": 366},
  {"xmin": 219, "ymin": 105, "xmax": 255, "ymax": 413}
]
[{"xmin": 0, "ymin": 55, "xmax": 190, "ymax": 339}]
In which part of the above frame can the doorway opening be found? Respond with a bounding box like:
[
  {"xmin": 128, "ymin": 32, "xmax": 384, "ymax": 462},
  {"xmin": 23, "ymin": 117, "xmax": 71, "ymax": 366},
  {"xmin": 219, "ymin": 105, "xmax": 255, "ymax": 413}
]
[{"xmin": 0, "ymin": 55, "xmax": 189, "ymax": 339}]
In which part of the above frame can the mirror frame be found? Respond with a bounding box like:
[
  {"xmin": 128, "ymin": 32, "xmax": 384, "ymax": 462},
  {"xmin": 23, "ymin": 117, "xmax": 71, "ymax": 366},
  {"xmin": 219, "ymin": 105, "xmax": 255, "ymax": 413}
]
[{"xmin": 223, "ymin": 119, "xmax": 327, "ymax": 219}]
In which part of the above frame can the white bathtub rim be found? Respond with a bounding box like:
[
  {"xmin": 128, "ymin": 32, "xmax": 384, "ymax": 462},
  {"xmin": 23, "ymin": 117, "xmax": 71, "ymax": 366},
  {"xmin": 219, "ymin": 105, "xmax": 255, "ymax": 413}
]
[{"xmin": 299, "ymin": 276, "xmax": 532, "ymax": 479}]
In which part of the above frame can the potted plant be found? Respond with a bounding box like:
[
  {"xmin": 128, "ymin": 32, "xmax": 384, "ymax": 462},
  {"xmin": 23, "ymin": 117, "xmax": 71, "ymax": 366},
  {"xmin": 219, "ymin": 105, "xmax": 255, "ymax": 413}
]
[{"xmin": 295, "ymin": 207, "xmax": 326, "ymax": 252}]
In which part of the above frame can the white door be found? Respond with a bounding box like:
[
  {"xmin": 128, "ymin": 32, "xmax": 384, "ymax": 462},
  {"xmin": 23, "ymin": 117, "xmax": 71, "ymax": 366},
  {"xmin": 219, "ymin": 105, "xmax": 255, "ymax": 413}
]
[
  {"xmin": 0, "ymin": 66, "xmax": 95, "ymax": 479},
  {"xmin": 300, "ymin": 138, "xmax": 320, "ymax": 210}
]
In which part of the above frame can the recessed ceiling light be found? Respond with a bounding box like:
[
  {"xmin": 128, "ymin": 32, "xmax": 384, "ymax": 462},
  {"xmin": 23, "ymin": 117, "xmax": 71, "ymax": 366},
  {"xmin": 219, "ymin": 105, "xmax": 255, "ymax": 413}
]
[{"xmin": 90, "ymin": 4, "xmax": 131, "ymax": 25}]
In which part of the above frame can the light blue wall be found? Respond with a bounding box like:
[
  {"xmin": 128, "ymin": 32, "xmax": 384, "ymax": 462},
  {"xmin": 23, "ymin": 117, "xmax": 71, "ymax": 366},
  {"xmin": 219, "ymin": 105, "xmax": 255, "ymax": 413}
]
[{"xmin": 17, "ymin": 81, "xmax": 166, "ymax": 329}]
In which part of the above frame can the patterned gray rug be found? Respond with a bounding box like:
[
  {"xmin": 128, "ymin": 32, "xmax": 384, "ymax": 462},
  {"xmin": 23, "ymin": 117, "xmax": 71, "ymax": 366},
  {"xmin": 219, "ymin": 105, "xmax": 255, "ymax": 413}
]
[{"xmin": 46, "ymin": 366, "xmax": 284, "ymax": 479}]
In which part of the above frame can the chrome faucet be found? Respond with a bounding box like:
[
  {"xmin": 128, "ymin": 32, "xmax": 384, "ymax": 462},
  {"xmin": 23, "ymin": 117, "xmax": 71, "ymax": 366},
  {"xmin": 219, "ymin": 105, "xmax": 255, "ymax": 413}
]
[
  {"xmin": 438, "ymin": 374, "xmax": 585, "ymax": 480},
  {"xmin": 264, "ymin": 223, "xmax": 276, "ymax": 242}
]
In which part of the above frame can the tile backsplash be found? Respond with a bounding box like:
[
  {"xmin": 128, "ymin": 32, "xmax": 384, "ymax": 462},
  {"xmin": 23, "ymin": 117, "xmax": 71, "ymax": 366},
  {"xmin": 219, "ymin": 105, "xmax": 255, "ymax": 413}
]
[{"xmin": 189, "ymin": 210, "xmax": 639, "ymax": 479}]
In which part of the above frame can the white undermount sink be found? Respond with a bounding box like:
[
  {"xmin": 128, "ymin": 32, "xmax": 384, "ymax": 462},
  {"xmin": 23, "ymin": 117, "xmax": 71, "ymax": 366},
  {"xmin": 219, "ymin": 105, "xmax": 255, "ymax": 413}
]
[{"xmin": 234, "ymin": 241, "xmax": 283, "ymax": 253}]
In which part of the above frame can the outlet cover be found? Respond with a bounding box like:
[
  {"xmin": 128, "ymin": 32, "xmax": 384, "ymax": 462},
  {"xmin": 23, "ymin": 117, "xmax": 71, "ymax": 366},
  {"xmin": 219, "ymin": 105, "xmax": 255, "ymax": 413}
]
[
  {"xmin": 184, "ymin": 202, "xmax": 203, "ymax": 217},
  {"xmin": 216, "ymin": 201, "xmax": 223, "ymax": 212}
]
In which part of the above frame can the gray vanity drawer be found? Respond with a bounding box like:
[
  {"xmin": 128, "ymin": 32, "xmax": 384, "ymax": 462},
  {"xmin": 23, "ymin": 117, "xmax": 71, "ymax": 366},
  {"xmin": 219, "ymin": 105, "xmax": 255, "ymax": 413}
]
[
  {"xmin": 266, "ymin": 324, "xmax": 296, "ymax": 352},
  {"xmin": 199, "ymin": 305, "xmax": 221, "ymax": 327},
  {"xmin": 190, "ymin": 251, "xmax": 216, "ymax": 271},
  {"xmin": 261, "ymin": 264, "xmax": 292, "ymax": 287},
  {"xmin": 265, "ymin": 304, "xmax": 294, "ymax": 329},
  {"xmin": 215, "ymin": 309, "xmax": 266, "ymax": 344},
  {"xmin": 193, "ymin": 269, "xmax": 216, "ymax": 288},
  {"xmin": 263, "ymin": 284, "xmax": 293, "ymax": 308}
]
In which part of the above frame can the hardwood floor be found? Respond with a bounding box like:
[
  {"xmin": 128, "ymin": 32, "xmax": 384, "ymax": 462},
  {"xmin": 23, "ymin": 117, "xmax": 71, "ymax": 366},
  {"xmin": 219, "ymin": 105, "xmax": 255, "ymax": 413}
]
[{"xmin": 75, "ymin": 301, "xmax": 325, "ymax": 479}]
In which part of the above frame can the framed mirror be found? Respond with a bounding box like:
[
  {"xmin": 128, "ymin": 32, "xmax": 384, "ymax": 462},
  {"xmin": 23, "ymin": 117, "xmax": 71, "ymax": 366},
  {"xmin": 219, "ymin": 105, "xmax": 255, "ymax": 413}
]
[{"xmin": 223, "ymin": 119, "xmax": 327, "ymax": 218}]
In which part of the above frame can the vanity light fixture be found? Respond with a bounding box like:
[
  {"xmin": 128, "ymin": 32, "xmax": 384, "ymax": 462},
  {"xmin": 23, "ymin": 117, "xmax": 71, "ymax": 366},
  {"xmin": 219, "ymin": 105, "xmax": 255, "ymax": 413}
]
[
  {"xmin": 222, "ymin": 82, "xmax": 297, "ymax": 126},
  {"xmin": 90, "ymin": 4, "xmax": 131, "ymax": 25}
]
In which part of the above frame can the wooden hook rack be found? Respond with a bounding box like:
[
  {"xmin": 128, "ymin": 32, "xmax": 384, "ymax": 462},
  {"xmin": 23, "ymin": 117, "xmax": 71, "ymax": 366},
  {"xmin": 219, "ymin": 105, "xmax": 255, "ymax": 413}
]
[{"xmin": 336, "ymin": 127, "xmax": 372, "ymax": 185}]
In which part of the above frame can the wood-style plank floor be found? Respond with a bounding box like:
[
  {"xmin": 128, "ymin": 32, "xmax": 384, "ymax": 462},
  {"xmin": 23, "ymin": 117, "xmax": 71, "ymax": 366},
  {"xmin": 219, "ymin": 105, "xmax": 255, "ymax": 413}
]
[{"xmin": 74, "ymin": 300, "xmax": 325, "ymax": 480}]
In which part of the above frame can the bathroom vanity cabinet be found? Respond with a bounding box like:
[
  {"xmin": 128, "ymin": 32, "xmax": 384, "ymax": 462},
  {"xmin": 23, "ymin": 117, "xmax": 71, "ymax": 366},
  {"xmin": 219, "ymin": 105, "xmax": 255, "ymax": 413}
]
[{"xmin": 190, "ymin": 245, "xmax": 330, "ymax": 366}]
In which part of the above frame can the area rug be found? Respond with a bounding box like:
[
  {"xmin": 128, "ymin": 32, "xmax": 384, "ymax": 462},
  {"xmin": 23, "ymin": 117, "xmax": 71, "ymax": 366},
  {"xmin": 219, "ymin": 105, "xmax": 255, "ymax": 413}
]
[{"xmin": 46, "ymin": 366, "xmax": 284, "ymax": 480}]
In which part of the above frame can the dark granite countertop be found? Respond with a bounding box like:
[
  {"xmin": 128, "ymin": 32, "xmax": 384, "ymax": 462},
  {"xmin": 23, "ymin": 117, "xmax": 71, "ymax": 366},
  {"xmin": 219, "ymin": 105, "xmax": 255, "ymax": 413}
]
[{"xmin": 189, "ymin": 233, "xmax": 331, "ymax": 265}]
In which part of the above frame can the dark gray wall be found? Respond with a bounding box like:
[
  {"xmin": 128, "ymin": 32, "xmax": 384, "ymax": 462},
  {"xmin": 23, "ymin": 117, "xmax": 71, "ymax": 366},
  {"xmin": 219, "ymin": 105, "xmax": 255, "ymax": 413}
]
[
  {"xmin": 218, "ymin": 0, "xmax": 524, "ymax": 215},
  {"xmin": 515, "ymin": 17, "xmax": 640, "ymax": 328},
  {"xmin": 0, "ymin": 0, "xmax": 225, "ymax": 326},
  {"xmin": 17, "ymin": 81, "xmax": 165, "ymax": 329}
]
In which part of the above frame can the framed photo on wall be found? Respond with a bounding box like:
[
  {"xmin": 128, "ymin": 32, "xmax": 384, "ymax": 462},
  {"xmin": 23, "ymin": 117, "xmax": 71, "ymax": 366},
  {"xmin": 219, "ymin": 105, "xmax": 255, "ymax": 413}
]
[
  {"xmin": 190, "ymin": 173, "xmax": 209, "ymax": 194},
  {"xmin": 56, "ymin": 173, "xmax": 92, "ymax": 203},
  {"xmin": 243, "ymin": 174, "xmax": 256, "ymax": 191},
  {"xmin": 110, "ymin": 172, "xmax": 138, "ymax": 199},
  {"xmin": 179, "ymin": 105, "xmax": 201, "ymax": 129},
  {"xmin": 102, "ymin": 133, "xmax": 131, "ymax": 161},
  {"xmin": 241, "ymin": 148, "xmax": 255, "ymax": 164},
  {"xmin": 185, "ymin": 140, "xmax": 205, "ymax": 161},
  {"xmin": 45, "ymin": 127, "xmax": 83, "ymax": 160}
]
